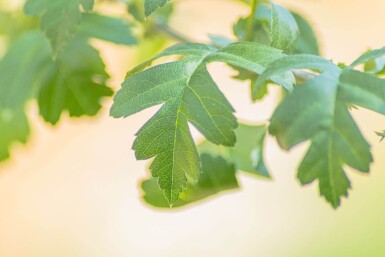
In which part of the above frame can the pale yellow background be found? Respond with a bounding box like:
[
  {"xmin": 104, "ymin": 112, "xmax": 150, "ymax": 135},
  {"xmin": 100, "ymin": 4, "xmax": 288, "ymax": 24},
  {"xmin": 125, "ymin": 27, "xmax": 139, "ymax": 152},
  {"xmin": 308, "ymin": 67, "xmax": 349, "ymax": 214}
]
[{"xmin": 1, "ymin": 0, "xmax": 385, "ymax": 256}]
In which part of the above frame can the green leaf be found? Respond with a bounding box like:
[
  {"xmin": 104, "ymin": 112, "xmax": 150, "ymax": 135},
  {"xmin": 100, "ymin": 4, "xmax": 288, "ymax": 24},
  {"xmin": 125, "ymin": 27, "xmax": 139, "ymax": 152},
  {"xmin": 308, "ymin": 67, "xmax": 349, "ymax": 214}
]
[
  {"xmin": 24, "ymin": 0, "xmax": 95, "ymax": 55},
  {"xmin": 292, "ymin": 12, "xmax": 320, "ymax": 55},
  {"xmin": 204, "ymin": 42, "xmax": 295, "ymax": 101},
  {"xmin": 233, "ymin": 3, "xmax": 271, "ymax": 44},
  {"xmin": 142, "ymin": 154, "xmax": 239, "ymax": 208},
  {"xmin": 111, "ymin": 55, "xmax": 237, "ymax": 205},
  {"xmin": 111, "ymin": 42, "xmax": 294, "ymax": 204},
  {"xmin": 254, "ymin": 54, "xmax": 336, "ymax": 99},
  {"xmin": 268, "ymin": 59, "xmax": 385, "ymax": 207},
  {"xmin": 199, "ymin": 123, "xmax": 270, "ymax": 178},
  {"xmin": 271, "ymin": 3, "xmax": 299, "ymax": 51},
  {"xmin": 77, "ymin": 13, "xmax": 137, "ymax": 45},
  {"xmin": 38, "ymin": 38, "xmax": 113, "ymax": 124},
  {"xmin": 0, "ymin": 31, "xmax": 51, "ymax": 109},
  {"xmin": 144, "ymin": 0, "xmax": 169, "ymax": 17},
  {"xmin": 351, "ymin": 47, "xmax": 385, "ymax": 67},
  {"xmin": 0, "ymin": 109, "xmax": 30, "ymax": 162}
]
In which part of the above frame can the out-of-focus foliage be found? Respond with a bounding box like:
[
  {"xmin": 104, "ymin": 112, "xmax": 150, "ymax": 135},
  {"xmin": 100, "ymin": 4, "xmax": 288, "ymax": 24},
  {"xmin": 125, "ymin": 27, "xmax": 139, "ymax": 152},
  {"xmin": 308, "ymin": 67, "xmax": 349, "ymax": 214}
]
[
  {"xmin": 142, "ymin": 154, "xmax": 239, "ymax": 208},
  {"xmin": 0, "ymin": 0, "xmax": 136, "ymax": 162},
  {"xmin": 24, "ymin": 0, "xmax": 95, "ymax": 56}
]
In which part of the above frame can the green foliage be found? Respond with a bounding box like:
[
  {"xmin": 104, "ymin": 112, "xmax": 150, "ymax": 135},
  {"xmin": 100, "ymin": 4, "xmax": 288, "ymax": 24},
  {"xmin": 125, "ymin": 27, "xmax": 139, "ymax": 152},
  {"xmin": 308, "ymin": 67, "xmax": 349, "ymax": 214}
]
[
  {"xmin": 37, "ymin": 37, "xmax": 113, "ymax": 124},
  {"xmin": 24, "ymin": 0, "xmax": 95, "ymax": 55},
  {"xmin": 111, "ymin": 42, "xmax": 292, "ymax": 205},
  {"xmin": 259, "ymin": 55, "xmax": 385, "ymax": 207},
  {"xmin": 2, "ymin": 0, "xmax": 385, "ymax": 210},
  {"xmin": 144, "ymin": 0, "xmax": 169, "ymax": 17},
  {"xmin": 232, "ymin": 2, "xmax": 319, "ymax": 101},
  {"xmin": 198, "ymin": 124, "xmax": 270, "ymax": 178},
  {"xmin": 142, "ymin": 154, "xmax": 239, "ymax": 208},
  {"xmin": 0, "ymin": 1, "xmax": 135, "ymax": 164},
  {"xmin": 0, "ymin": 109, "xmax": 29, "ymax": 162},
  {"xmin": 270, "ymin": 3, "xmax": 299, "ymax": 51},
  {"xmin": 142, "ymin": 123, "xmax": 269, "ymax": 208},
  {"xmin": 77, "ymin": 13, "xmax": 137, "ymax": 45}
]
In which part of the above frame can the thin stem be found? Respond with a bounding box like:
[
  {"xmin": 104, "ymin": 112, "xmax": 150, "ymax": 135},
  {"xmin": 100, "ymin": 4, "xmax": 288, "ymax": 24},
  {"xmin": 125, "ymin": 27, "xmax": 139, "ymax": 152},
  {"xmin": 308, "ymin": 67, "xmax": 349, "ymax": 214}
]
[
  {"xmin": 245, "ymin": 0, "xmax": 258, "ymax": 41},
  {"xmin": 153, "ymin": 19, "xmax": 193, "ymax": 43}
]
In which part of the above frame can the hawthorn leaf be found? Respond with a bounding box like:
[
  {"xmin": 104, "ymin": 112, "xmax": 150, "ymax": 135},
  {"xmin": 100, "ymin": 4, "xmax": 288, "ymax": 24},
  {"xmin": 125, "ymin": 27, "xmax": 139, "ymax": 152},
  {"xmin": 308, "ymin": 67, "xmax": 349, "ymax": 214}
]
[
  {"xmin": 111, "ymin": 56, "xmax": 237, "ymax": 205},
  {"xmin": 144, "ymin": 0, "xmax": 169, "ymax": 17},
  {"xmin": 199, "ymin": 124, "xmax": 270, "ymax": 178},
  {"xmin": 0, "ymin": 109, "xmax": 30, "ymax": 162},
  {"xmin": 112, "ymin": 42, "xmax": 296, "ymax": 204},
  {"xmin": 271, "ymin": 3, "xmax": 299, "ymax": 50},
  {"xmin": 77, "ymin": 13, "xmax": 137, "ymax": 45},
  {"xmin": 24, "ymin": 0, "xmax": 95, "ymax": 55},
  {"xmin": 38, "ymin": 39, "xmax": 113, "ymax": 124},
  {"xmin": 207, "ymin": 42, "xmax": 295, "ymax": 94},
  {"xmin": 254, "ymin": 54, "xmax": 336, "ymax": 99},
  {"xmin": 142, "ymin": 154, "xmax": 239, "ymax": 208},
  {"xmin": 292, "ymin": 12, "xmax": 320, "ymax": 55},
  {"xmin": 267, "ymin": 56, "xmax": 385, "ymax": 207},
  {"xmin": 0, "ymin": 31, "xmax": 51, "ymax": 109}
]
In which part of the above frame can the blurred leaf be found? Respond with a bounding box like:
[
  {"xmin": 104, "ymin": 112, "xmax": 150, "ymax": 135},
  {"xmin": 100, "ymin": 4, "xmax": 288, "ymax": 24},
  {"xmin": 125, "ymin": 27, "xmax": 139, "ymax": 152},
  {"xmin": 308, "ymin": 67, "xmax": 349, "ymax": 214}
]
[
  {"xmin": 0, "ymin": 31, "xmax": 51, "ymax": 108},
  {"xmin": 364, "ymin": 57, "xmax": 385, "ymax": 74},
  {"xmin": 351, "ymin": 47, "xmax": 385, "ymax": 67},
  {"xmin": 24, "ymin": 0, "xmax": 94, "ymax": 55},
  {"xmin": 292, "ymin": 12, "xmax": 320, "ymax": 55},
  {"xmin": 351, "ymin": 47, "xmax": 385, "ymax": 75},
  {"xmin": 0, "ymin": 109, "xmax": 29, "ymax": 162},
  {"xmin": 233, "ymin": 3, "xmax": 271, "ymax": 44},
  {"xmin": 208, "ymin": 34, "xmax": 233, "ymax": 48},
  {"xmin": 38, "ymin": 38, "xmax": 113, "ymax": 124},
  {"xmin": 142, "ymin": 154, "xmax": 239, "ymax": 208},
  {"xmin": 144, "ymin": 0, "xmax": 169, "ymax": 17},
  {"xmin": 199, "ymin": 124, "xmax": 271, "ymax": 178},
  {"xmin": 265, "ymin": 54, "xmax": 385, "ymax": 208},
  {"xmin": 77, "ymin": 13, "xmax": 137, "ymax": 45},
  {"xmin": 271, "ymin": 3, "xmax": 299, "ymax": 51},
  {"xmin": 0, "ymin": 11, "xmax": 39, "ymax": 40},
  {"xmin": 376, "ymin": 131, "xmax": 385, "ymax": 141},
  {"xmin": 127, "ymin": 0, "xmax": 145, "ymax": 22}
]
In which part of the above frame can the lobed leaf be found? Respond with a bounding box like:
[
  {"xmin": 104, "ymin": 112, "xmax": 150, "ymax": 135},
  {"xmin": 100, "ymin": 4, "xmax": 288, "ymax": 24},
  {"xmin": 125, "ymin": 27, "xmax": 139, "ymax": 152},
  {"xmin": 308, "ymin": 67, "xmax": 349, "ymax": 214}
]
[
  {"xmin": 267, "ymin": 56, "xmax": 385, "ymax": 207},
  {"xmin": 38, "ymin": 38, "xmax": 113, "ymax": 124},
  {"xmin": 112, "ymin": 42, "xmax": 285, "ymax": 204}
]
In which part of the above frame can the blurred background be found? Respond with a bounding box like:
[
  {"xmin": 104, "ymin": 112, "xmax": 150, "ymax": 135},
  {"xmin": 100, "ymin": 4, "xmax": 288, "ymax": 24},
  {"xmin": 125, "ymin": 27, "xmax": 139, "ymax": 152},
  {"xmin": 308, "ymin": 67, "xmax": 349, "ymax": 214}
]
[{"xmin": 1, "ymin": 0, "xmax": 385, "ymax": 256}]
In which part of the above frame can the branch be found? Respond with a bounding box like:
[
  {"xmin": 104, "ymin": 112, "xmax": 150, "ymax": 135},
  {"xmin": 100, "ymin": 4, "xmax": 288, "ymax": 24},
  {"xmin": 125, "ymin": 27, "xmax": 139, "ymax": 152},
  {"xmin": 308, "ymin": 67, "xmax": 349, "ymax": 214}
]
[{"xmin": 153, "ymin": 20, "xmax": 194, "ymax": 43}]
